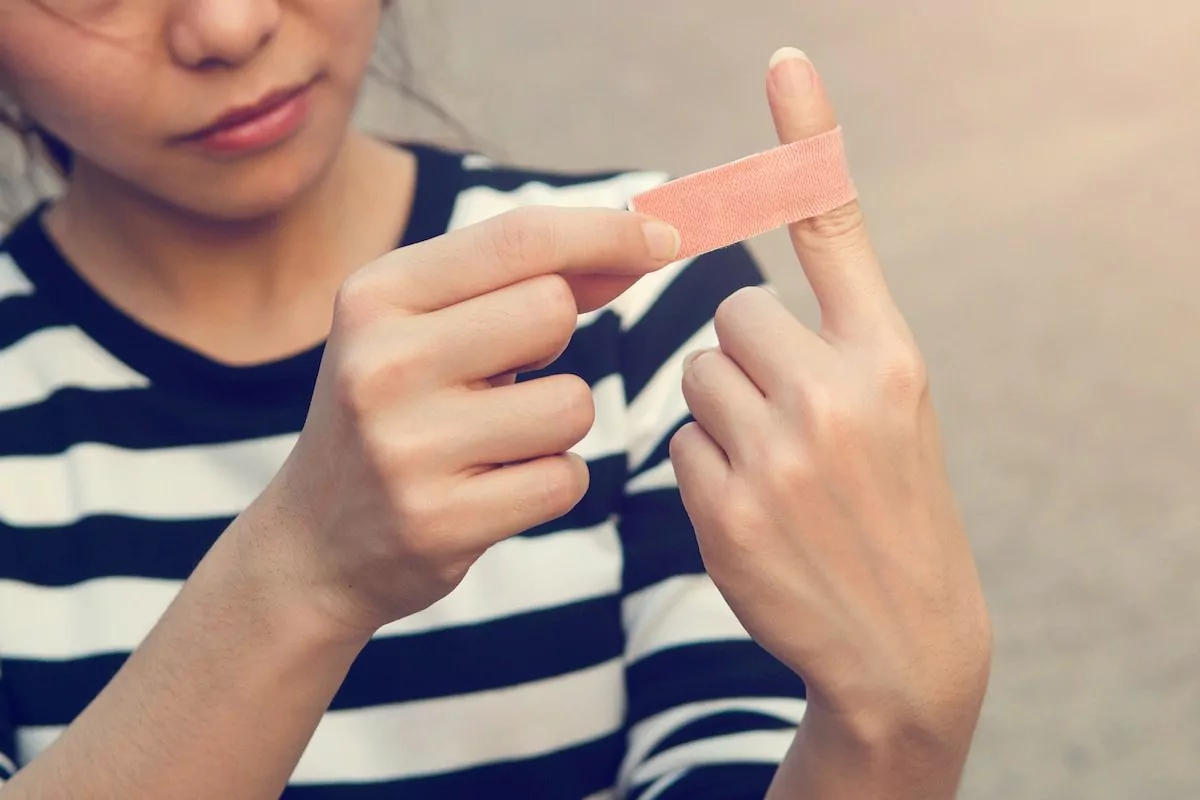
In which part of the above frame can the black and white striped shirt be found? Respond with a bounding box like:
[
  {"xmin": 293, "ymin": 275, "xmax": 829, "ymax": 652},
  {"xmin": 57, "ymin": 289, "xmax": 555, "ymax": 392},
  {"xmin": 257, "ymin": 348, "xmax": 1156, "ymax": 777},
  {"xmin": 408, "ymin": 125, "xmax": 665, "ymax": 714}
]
[{"xmin": 0, "ymin": 143, "xmax": 807, "ymax": 798}]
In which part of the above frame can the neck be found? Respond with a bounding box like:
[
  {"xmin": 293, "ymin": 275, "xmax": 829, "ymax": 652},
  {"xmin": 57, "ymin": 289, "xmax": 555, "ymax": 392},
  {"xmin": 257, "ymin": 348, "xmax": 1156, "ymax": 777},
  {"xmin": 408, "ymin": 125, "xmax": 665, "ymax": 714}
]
[{"xmin": 44, "ymin": 131, "xmax": 416, "ymax": 365}]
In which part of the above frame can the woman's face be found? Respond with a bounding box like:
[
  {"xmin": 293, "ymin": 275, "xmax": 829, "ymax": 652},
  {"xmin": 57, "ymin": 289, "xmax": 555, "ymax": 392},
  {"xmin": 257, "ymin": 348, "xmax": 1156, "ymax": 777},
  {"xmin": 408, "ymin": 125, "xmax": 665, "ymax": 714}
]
[{"xmin": 0, "ymin": 0, "xmax": 384, "ymax": 220}]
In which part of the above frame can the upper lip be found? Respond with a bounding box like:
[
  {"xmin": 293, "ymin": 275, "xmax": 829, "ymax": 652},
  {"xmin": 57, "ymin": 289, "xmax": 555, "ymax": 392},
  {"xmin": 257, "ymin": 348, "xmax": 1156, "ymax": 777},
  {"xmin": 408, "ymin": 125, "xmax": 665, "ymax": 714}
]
[{"xmin": 180, "ymin": 79, "xmax": 314, "ymax": 140}]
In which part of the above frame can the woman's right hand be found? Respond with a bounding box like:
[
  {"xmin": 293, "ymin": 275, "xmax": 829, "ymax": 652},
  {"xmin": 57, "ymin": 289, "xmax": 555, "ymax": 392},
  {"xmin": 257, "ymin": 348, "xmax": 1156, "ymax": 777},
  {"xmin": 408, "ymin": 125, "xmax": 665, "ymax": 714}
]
[{"xmin": 249, "ymin": 207, "xmax": 680, "ymax": 639}]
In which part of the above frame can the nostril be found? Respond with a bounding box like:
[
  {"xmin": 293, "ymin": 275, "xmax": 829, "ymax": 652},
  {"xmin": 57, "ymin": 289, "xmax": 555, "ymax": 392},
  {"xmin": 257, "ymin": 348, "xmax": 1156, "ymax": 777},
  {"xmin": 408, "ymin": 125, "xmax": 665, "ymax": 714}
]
[{"xmin": 167, "ymin": 1, "xmax": 280, "ymax": 70}]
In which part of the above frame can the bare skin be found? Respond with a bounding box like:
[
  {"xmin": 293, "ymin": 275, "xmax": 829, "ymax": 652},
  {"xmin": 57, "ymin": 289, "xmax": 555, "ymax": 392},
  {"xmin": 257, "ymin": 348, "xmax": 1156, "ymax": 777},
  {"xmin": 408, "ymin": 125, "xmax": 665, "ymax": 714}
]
[
  {"xmin": 0, "ymin": 2, "xmax": 991, "ymax": 797},
  {"xmin": 2, "ymin": 205, "xmax": 681, "ymax": 800},
  {"xmin": 678, "ymin": 50, "xmax": 992, "ymax": 799},
  {"xmin": 45, "ymin": 133, "xmax": 417, "ymax": 364}
]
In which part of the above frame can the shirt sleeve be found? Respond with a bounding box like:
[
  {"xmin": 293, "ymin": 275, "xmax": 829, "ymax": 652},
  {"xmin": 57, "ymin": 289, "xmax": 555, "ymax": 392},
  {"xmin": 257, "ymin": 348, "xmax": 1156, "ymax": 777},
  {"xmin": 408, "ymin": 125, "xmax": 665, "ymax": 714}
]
[
  {"xmin": 0, "ymin": 660, "xmax": 18, "ymax": 784},
  {"xmin": 611, "ymin": 243, "xmax": 808, "ymax": 800}
]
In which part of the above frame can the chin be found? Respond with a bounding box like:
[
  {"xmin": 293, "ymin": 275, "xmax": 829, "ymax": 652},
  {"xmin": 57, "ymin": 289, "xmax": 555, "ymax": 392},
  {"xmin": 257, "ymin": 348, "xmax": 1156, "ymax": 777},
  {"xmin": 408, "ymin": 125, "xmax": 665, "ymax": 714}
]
[
  {"xmin": 177, "ymin": 169, "xmax": 323, "ymax": 223},
  {"xmin": 151, "ymin": 126, "xmax": 350, "ymax": 224}
]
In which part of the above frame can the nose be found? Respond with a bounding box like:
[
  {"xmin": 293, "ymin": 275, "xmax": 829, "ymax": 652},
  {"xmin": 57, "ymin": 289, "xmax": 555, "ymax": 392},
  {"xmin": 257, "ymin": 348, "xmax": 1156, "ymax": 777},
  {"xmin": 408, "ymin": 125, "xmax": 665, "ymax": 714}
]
[{"xmin": 168, "ymin": 0, "xmax": 283, "ymax": 69}]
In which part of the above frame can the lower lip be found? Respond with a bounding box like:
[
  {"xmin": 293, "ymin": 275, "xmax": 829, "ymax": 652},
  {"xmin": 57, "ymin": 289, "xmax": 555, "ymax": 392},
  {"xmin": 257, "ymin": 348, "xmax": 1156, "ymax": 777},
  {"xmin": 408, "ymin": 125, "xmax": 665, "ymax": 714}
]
[{"xmin": 187, "ymin": 87, "xmax": 313, "ymax": 155}]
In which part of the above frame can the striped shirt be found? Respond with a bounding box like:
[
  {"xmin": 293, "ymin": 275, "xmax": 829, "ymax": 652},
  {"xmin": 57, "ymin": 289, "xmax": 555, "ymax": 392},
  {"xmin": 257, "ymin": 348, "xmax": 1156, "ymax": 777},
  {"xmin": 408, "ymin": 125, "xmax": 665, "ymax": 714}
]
[{"xmin": 0, "ymin": 143, "xmax": 807, "ymax": 798}]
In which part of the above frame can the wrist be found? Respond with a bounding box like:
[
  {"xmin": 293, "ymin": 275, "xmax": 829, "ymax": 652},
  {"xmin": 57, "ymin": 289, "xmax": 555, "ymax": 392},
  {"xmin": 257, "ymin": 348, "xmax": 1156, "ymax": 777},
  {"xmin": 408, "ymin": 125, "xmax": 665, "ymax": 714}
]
[
  {"xmin": 216, "ymin": 485, "xmax": 377, "ymax": 654},
  {"xmin": 785, "ymin": 702, "xmax": 976, "ymax": 799}
]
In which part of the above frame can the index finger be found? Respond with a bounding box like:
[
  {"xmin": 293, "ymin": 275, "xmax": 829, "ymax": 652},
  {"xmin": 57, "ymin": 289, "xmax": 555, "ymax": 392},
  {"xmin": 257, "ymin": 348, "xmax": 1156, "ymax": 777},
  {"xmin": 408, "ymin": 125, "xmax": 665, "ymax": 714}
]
[
  {"xmin": 372, "ymin": 206, "xmax": 681, "ymax": 314},
  {"xmin": 766, "ymin": 48, "xmax": 902, "ymax": 339}
]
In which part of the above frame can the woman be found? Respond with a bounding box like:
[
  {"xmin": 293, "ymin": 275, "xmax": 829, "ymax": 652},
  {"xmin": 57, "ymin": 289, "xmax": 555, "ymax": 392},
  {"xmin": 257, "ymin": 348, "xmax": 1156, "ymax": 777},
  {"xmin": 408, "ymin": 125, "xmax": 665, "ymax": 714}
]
[{"xmin": 0, "ymin": 2, "xmax": 992, "ymax": 798}]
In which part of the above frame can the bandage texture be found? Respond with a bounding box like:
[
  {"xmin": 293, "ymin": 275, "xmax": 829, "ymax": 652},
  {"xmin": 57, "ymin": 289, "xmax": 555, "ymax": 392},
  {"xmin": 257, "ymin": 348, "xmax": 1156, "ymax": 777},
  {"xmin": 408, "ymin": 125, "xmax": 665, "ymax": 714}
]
[{"xmin": 629, "ymin": 126, "xmax": 857, "ymax": 260}]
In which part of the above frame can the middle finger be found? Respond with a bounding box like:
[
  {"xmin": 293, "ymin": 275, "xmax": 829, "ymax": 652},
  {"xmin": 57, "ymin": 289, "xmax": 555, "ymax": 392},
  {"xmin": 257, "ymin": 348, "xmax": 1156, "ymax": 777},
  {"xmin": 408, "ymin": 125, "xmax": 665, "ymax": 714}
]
[{"xmin": 681, "ymin": 348, "xmax": 771, "ymax": 467}]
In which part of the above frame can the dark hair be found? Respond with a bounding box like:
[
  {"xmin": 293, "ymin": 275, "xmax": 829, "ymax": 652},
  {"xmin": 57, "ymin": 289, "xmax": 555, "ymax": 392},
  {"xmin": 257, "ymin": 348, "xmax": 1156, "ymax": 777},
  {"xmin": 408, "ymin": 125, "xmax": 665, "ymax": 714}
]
[
  {"xmin": 0, "ymin": 117, "xmax": 73, "ymax": 175},
  {"xmin": 373, "ymin": 8, "xmax": 476, "ymax": 151},
  {"xmin": 1, "ymin": 0, "xmax": 100, "ymax": 174}
]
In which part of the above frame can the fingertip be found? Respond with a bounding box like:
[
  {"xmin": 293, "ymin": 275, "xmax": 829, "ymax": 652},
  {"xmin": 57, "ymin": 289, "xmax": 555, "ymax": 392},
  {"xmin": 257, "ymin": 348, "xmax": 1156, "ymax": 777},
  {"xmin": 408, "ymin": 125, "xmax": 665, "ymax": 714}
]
[
  {"xmin": 768, "ymin": 46, "xmax": 809, "ymax": 71},
  {"xmin": 766, "ymin": 47, "xmax": 837, "ymax": 143},
  {"xmin": 682, "ymin": 348, "xmax": 718, "ymax": 372},
  {"xmin": 641, "ymin": 218, "xmax": 683, "ymax": 262},
  {"xmin": 766, "ymin": 46, "xmax": 814, "ymax": 99},
  {"xmin": 567, "ymin": 450, "xmax": 591, "ymax": 495},
  {"xmin": 668, "ymin": 421, "xmax": 698, "ymax": 460},
  {"xmin": 564, "ymin": 449, "xmax": 589, "ymax": 475},
  {"xmin": 668, "ymin": 421, "xmax": 731, "ymax": 500}
]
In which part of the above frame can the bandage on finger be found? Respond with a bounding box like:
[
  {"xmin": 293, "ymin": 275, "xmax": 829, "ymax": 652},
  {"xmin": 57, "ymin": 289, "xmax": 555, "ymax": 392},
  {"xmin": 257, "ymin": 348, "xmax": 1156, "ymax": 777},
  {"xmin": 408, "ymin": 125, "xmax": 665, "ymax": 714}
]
[{"xmin": 629, "ymin": 126, "xmax": 857, "ymax": 260}]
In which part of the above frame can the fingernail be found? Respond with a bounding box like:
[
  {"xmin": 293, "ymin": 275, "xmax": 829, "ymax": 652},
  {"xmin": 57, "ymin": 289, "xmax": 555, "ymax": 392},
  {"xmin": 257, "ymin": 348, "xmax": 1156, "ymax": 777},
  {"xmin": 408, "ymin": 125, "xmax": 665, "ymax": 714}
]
[
  {"xmin": 643, "ymin": 220, "xmax": 682, "ymax": 262},
  {"xmin": 769, "ymin": 47, "xmax": 813, "ymax": 98},
  {"xmin": 683, "ymin": 349, "xmax": 712, "ymax": 370}
]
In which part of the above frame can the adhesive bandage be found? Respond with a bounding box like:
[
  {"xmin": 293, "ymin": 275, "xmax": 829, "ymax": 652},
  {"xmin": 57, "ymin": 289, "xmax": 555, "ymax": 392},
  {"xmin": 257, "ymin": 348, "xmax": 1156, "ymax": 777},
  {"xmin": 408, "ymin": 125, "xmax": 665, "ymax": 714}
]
[{"xmin": 629, "ymin": 126, "xmax": 856, "ymax": 260}]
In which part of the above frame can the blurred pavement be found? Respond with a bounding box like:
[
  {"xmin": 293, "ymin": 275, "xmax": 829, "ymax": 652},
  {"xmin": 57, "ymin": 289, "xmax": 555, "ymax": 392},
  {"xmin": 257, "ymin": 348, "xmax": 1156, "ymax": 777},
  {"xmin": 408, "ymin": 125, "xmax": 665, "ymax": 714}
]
[
  {"xmin": 371, "ymin": 2, "xmax": 1200, "ymax": 797},
  {"xmin": 3, "ymin": 2, "xmax": 1197, "ymax": 797}
]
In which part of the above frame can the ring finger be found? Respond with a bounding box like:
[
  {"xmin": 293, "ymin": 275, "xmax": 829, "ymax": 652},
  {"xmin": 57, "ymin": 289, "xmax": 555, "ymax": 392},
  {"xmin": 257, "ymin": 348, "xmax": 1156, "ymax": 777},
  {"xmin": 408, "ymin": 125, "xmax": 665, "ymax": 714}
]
[{"xmin": 417, "ymin": 374, "xmax": 597, "ymax": 469}]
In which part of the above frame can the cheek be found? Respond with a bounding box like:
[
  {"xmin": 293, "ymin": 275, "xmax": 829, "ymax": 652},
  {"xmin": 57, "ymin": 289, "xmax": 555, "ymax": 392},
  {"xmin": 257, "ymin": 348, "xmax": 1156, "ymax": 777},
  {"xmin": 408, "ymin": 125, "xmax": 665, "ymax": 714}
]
[
  {"xmin": 309, "ymin": 0, "xmax": 384, "ymax": 80},
  {"xmin": 18, "ymin": 70, "xmax": 156, "ymax": 176},
  {"xmin": 1, "ymin": 25, "xmax": 156, "ymax": 162}
]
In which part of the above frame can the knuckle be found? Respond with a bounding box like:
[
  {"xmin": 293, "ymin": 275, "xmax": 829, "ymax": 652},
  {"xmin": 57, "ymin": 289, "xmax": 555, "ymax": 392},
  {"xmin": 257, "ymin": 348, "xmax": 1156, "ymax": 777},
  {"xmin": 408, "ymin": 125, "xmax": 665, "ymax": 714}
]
[
  {"xmin": 800, "ymin": 382, "xmax": 859, "ymax": 445},
  {"xmin": 391, "ymin": 338, "xmax": 432, "ymax": 379},
  {"xmin": 795, "ymin": 201, "xmax": 867, "ymax": 245},
  {"xmin": 714, "ymin": 488, "xmax": 769, "ymax": 546},
  {"xmin": 739, "ymin": 421, "xmax": 777, "ymax": 467},
  {"xmin": 393, "ymin": 488, "xmax": 450, "ymax": 550},
  {"xmin": 516, "ymin": 276, "xmax": 577, "ymax": 366},
  {"xmin": 714, "ymin": 286, "xmax": 765, "ymax": 338},
  {"xmin": 430, "ymin": 554, "xmax": 477, "ymax": 589},
  {"xmin": 778, "ymin": 365, "xmax": 810, "ymax": 400},
  {"xmin": 387, "ymin": 427, "xmax": 441, "ymax": 477},
  {"xmin": 333, "ymin": 340, "xmax": 424, "ymax": 416},
  {"xmin": 875, "ymin": 342, "xmax": 929, "ymax": 403},
  {"xmin": 530, "ymin": 273, "xmax": 579, "ymax": 330},
  {"xmin": 392, "ymin": 485, "xmax": 481, "ymax": 588},
  {"xmin": 491, "ymin": 207, "xmax": 560, "ymax": 267},
  {"xmin": 764, "ymin": 447, "xmax": 816, "ymax": 493},
  {"xmin": 333, "ymin": 270, "xmax": 382, "ymax": 329},
  {"xmin": 331, "ymin": 348, "xmax": 383, "ymax": 418},
  {"xmin": 331, "ymin": 338, "xmax": 429, "ymax": 422}
]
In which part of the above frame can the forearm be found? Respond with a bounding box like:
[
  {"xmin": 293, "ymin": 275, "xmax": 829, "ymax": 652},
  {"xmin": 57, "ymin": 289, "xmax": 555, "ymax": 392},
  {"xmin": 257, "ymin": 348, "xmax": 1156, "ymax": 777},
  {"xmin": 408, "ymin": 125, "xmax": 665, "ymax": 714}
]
[
  {"xmin": 2, "ymin": 500, "xmax": 368, "ymax": 800},
  {"xmin": 766, "ymin": 707, "xmax": 974, "ymax": 800}
]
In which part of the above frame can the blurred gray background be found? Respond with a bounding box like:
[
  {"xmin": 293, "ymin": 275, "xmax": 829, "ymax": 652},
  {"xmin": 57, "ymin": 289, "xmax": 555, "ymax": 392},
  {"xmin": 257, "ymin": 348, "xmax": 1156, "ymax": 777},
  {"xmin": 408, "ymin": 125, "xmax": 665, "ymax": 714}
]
[
  {"xmin": 4, "ymin": 1, "xmax": 1199, "ymax": 797},
  {"xmin": 368, "ymin": 2, "xmax": 1200, "ymax": 797}
]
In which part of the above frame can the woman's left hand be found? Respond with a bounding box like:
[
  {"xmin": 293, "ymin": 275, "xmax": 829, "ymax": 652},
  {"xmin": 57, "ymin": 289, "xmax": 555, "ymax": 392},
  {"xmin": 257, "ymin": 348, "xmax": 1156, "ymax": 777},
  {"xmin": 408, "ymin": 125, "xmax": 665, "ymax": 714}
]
[{"xmin": 669, "ymin": 49, "xmax": 992, "ymax": 785}]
